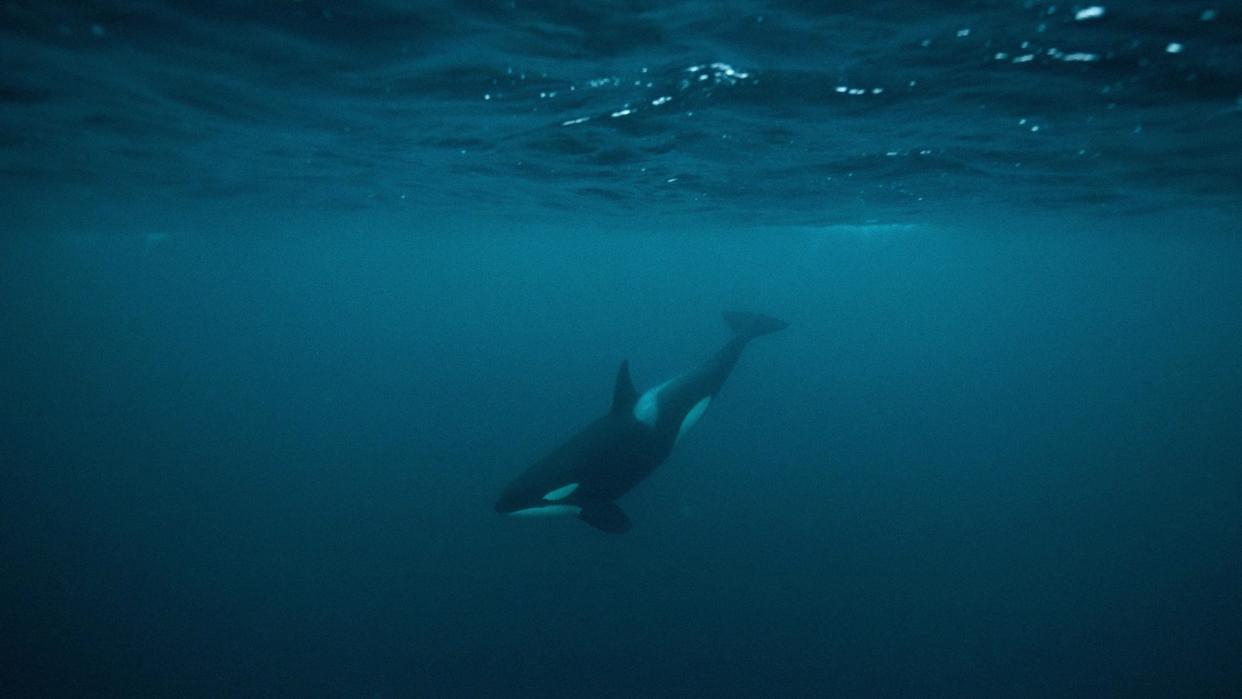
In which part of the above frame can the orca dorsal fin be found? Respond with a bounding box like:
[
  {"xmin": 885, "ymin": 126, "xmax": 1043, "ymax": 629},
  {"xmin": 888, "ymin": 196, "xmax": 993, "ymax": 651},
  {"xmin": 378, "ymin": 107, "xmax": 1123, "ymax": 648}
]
[
  {"xmin": 611, "ymin": 360, "xmax": 637, "ymax": 415},
  {"xmin": 579, "ymin": 500, "xmax": 632, "ymax": 534}
]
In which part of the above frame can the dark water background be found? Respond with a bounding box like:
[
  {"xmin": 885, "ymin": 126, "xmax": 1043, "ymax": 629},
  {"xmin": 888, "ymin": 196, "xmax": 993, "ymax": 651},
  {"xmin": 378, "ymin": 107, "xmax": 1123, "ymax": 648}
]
[{"xmin": 3, "ymin": 2, "xmax": 1242, "ymax": 696}]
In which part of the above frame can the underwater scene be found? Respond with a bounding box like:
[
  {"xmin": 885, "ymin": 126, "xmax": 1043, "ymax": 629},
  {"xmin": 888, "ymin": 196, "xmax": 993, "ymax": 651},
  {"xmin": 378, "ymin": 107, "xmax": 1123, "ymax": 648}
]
[{"xmin": 2, "ymin": 1, "xmax": 1241, "ymax": 696}]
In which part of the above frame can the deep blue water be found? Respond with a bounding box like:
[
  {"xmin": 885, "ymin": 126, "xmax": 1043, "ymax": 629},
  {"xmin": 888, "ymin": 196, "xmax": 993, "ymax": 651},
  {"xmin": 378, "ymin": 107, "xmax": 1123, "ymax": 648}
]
[{"xmin": 3, "ymin": 2, "xmax": 1242, "ymax": 697}]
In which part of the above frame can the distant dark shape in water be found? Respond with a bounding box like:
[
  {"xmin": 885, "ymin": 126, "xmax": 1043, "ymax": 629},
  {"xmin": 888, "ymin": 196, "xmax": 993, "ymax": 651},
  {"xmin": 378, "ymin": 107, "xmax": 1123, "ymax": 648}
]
[{"xmin": 495, "ymin": 311, "xmax": 787, "ymax": 533}]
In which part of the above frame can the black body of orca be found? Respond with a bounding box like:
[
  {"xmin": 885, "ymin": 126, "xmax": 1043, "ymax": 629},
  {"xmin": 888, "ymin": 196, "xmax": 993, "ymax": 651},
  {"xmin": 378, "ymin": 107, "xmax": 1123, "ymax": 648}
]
[{"xmin": 494, "ymin": 311, "xmax": 787, "ymax": 533}]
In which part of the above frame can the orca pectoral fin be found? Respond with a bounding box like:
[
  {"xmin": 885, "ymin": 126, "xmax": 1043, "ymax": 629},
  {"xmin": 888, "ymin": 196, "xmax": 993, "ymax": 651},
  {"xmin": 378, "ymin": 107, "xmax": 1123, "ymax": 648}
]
[{"xmin": 578, "ymin": 500, "xmax": 632, "ymax": 534}]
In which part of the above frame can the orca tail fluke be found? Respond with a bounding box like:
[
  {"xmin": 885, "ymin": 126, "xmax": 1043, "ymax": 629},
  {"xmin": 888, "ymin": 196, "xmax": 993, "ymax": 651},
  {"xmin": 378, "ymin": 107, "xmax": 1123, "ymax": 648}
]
[{"xmin": 723, "ymin": 311, "xmax": 788, "ymax": 341}]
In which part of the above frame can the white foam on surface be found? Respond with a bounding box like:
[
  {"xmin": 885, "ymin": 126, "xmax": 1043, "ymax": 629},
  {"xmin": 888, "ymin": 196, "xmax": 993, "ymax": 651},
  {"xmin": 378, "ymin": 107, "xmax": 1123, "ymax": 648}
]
[{"xmin": 1075, "ymin": 6, "xmax": 1105, "ymax": 21}]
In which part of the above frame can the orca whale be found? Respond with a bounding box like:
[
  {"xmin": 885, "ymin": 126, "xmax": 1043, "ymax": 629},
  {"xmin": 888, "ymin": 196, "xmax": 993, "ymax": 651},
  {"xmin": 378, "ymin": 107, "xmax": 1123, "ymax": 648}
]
[{"xmin": 494, "ymin": 311, "xmax": 787, "ymax": 533}]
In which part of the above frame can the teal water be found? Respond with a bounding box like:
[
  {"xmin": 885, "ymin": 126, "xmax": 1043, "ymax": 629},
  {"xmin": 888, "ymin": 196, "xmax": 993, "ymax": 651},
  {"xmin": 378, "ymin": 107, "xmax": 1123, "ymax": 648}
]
[{"xmin": 3, "ymin": 2, "xmax": 1241, "ymax": 696}]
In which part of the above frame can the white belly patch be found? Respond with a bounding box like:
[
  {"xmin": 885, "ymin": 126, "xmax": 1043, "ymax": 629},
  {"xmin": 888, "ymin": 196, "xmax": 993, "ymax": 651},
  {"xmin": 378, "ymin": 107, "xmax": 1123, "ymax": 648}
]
[
  {"xmin": 509, "ymin": 505, "xmax": 582, "ymax": 518},
  {"xmin": 676, "ymin": 396, "xmax": 711, "ymax": 444},
  {"xmin": 634, "ymin": 378, "xmax": 675, "ymax": 427}
]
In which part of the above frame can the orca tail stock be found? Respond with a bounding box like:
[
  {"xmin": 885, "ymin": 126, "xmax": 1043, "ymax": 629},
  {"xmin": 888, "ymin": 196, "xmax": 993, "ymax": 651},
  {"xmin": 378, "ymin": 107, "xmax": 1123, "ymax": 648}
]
[{"xmin": 723, "ymin": 311, "xmax": 788, "ymax": 341}]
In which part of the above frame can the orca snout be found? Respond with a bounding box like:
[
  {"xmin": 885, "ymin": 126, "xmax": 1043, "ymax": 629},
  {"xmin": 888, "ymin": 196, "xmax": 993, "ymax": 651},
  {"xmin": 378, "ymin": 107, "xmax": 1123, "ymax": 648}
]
[{"xmin": 494, "ymin": 485, "xmax": 522, "ymax": 514}]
